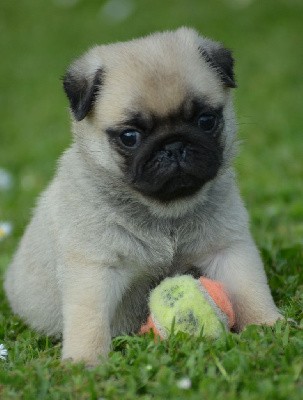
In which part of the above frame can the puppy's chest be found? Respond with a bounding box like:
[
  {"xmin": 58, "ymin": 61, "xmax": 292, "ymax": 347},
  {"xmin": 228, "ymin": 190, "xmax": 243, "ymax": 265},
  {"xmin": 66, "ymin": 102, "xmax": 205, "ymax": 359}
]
[{"xmin": 109, "ymin": 218, "xmax": 209, "ymax": 276}]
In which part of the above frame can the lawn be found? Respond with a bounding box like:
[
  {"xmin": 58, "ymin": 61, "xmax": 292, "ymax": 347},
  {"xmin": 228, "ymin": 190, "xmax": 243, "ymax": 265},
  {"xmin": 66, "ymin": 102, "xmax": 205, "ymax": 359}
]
[{"xmin": 0, "ymin": 0, "xmax": 302, "ymax": 398}]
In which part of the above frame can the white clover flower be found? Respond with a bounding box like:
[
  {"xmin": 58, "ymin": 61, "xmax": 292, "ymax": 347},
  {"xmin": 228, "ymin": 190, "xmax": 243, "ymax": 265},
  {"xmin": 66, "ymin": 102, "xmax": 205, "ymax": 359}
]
[
  {"xmin": 0, "ymin": 221, "xmax": 13, "ymax": 241},
  {"xmin": 176, "ymin": 377, "xmax": 192, "ymax": 390},
  {"xmin": 0, "ymin": 344, "xmax": 8, "ymax": 360}
]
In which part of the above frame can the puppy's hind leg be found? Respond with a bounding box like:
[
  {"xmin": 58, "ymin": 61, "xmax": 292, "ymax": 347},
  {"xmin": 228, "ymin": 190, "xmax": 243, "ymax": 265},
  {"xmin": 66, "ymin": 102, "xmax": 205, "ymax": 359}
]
[{"xmin": 4, "ymin": 242, "xmax": 63, "ymax": 336}]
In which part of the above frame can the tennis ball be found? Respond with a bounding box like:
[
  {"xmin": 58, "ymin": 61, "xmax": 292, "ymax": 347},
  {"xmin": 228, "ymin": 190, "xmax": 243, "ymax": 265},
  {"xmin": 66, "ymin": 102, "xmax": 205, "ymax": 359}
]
[{"xmin": 140, "ymin": 275, "xmax": 235, "ymax": 339}]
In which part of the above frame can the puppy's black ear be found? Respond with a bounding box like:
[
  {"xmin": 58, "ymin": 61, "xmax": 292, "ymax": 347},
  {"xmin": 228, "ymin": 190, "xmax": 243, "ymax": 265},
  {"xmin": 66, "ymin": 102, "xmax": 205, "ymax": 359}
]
[
  {"xmin": 198, "ymin": 40, "xmax": 236, "ymax": 88},
  {"xmin": 63, "ymin": 66, "xmax": 103, "ymax": 121}
]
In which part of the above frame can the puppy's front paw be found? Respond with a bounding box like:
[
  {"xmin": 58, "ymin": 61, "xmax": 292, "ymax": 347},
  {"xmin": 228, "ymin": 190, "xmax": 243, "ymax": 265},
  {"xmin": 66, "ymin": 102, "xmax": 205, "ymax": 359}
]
[
  {"xmin": 62, "ymin": 339, "xmax": 110, "ymax": 366},
  {"xmin": 62, "ymin": 348, "xmax": 108, "ymax": 366},
  {"xmin": 262, "ymin": 312, "xmax": 285, "ymax": 327},
  {"xmin": 237, "ymin": 312, "xmax": 284, "ymax": 332}
]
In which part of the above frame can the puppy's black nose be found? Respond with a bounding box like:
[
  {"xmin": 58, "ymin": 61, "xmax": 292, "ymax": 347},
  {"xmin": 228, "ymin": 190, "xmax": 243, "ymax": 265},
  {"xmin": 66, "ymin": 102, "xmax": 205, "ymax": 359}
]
[
  {"xmin": 164, "ymin": 141, "xmax": 184, "ymax": 153},
  {"xmin": 163, "ymin": 141, "xmax": 186, "ymax": 160}
]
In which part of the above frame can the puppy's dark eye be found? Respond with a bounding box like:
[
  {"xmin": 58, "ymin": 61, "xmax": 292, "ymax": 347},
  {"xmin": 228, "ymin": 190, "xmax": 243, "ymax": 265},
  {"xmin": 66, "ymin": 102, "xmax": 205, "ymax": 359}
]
[
  {"xmin": 197, "ymin": 114, "xmax": 217, "ymax": 132},
  {"xmin": 119, "ymin": 130, "xmax": 141, "ymax": 148}
]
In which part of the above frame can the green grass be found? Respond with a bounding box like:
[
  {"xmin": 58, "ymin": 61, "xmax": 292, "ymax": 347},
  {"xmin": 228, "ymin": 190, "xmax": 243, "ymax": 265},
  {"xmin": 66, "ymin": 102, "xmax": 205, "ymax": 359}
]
[{"xmin": 0, "ymin": 0, "xmax": 303, "ymax": 398}]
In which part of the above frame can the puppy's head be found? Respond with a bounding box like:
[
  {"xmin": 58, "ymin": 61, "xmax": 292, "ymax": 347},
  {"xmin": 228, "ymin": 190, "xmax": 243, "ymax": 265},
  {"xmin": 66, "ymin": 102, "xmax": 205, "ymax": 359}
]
[{"xmin": 63, "ymin": 28, "xmax": 237, "ymax": 204}]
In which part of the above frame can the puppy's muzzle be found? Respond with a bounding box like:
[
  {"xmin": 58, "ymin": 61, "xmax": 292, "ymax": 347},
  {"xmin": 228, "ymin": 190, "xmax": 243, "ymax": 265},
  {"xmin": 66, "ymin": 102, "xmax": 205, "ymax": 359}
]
[{"xmin": 131, "ymin": 134, "xmax": 222, "ymax": 202}]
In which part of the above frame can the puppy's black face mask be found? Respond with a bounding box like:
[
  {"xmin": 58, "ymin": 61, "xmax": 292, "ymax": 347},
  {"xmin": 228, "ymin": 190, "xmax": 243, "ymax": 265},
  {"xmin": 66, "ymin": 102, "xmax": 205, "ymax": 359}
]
[{"xmin": 107, "ymin": 99, "xmax": 224, "ymax": 202}]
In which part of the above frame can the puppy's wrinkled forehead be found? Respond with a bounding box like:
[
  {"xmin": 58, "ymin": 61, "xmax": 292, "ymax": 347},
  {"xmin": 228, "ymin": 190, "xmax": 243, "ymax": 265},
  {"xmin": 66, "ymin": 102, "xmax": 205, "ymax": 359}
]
[
  {"xmin": 63, "ymin": 28, "xmax": 236, "ymax": 123},
  {"xmin": 99, "ymin": 34, "xmax": 225, "ymax": 123}
]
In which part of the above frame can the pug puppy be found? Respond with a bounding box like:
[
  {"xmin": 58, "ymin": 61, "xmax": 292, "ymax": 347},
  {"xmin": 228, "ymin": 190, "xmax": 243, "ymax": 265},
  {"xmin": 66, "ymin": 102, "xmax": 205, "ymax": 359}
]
[{"xmin": 4, "ymin": 27, "xmax": 281, "ymax": 365}]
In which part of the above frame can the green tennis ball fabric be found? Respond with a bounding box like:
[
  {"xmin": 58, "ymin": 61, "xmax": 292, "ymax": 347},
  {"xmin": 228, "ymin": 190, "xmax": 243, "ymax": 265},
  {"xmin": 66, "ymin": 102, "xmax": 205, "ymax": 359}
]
[{"xmin": 149, "ymin": 275, "xmax": 228, "ymax": 339}]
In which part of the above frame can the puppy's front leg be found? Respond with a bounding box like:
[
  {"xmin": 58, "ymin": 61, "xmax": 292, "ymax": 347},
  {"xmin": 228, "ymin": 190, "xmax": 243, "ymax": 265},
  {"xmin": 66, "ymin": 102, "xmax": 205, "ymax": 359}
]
[
  {"xmin": 203, "ymin": 239, "xmax": 282, "ymax": 331},
  {"xmin": 61, "ymin": 262, "xmax": 128, "ymax": 365}
]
